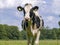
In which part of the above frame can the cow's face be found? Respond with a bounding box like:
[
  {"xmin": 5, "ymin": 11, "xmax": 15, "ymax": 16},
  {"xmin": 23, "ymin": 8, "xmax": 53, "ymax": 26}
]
[{"xmin": 17, "ymin": 4, "xmax": 39, "ymax": 21}]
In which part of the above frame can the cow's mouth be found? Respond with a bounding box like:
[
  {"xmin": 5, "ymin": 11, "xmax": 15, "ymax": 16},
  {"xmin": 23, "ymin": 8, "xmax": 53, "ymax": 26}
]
[{"xmin": 25, "ymin": 18, "xmax": 30, "ymax": 21}]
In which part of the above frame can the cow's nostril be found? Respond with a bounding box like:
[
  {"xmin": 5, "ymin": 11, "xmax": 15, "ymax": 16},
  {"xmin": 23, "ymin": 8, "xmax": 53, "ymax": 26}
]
[
  {"xmin": 25, "ymin": 19, "xmax": 28, "ymax": 21},
  {"xmin": 25, "ymin": 18, "xmax": 30, "ymax": 21}
]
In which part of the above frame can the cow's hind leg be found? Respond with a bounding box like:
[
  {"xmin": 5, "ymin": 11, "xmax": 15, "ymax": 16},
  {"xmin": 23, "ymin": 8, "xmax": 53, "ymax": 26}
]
[
  {"xmin": 35, "ymin": 31, "xmax": 40, "ymax": 45},
  {"xmin": 31, "ymin": 33, "xmax": 37, "ymax": 45}
]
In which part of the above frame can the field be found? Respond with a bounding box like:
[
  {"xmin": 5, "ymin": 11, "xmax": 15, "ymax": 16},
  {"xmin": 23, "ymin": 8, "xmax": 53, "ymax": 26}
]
[{"xmin": 0, "ymin": 40, "xmax": 60, "ymax": 45}]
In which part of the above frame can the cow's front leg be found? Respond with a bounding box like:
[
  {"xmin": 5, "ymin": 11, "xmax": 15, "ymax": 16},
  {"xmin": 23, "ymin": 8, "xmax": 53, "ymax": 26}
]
[
  {"xmin": 27, "ymin": 31, "xmax": 31, "ymax": 45},
  {"xmin": 27, "ymin": 38, "xmax": 31, "ymax": 45},
  {"xmin": 35, "ymin": 31, "xmax": 40, "ymax": 45}
]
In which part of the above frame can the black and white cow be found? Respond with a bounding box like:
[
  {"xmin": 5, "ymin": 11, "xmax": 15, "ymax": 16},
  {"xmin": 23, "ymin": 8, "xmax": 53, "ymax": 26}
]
[{"xmin": 17, "ymin": 3, "xmax": 44, "ymax": 45}]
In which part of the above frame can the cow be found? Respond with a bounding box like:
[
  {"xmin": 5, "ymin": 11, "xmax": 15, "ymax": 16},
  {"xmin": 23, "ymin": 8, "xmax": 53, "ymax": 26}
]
[{"xmin": 17, "ymin": 3, "xmax": 44, "ymax": 45}]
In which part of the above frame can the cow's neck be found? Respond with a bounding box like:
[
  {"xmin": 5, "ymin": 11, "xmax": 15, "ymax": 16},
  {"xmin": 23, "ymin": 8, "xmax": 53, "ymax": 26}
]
[
  {"xmin": 26, "ymin": 20, "xmax": 32, "ymax": 36},
  {"xmin": 26, "ymin": 20, "xmax": 31, "ymax": 31}
]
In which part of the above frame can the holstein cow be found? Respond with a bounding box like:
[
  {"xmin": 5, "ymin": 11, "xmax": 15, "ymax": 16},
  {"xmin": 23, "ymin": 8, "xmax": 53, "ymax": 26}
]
[{"xmin": 17, "ymin": 3, "xmax": 44, "ymax": 45}]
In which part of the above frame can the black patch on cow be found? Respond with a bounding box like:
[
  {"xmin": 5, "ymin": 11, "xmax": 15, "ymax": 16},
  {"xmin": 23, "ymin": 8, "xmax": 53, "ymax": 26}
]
[
  {"xmin": 32, "ymin": 6, "xmax": 39, "ymax": 11},
  {"xmin": 30, "ymin": 9, "xmax": 40, "ymax": 28},
  {"xmin": 35, "ymin": 16, "xmax": 40, "ymax": 28},
  {"xmin": 32, "ymin": 16, "xmax": 40, "ymax": 28},
  {"xmin": 23, "ymin": 10, "xmax": 26, "ymax": 16},
  {"xmin": 25, "ymin": 3, "xmax": 29, "ymax": 6},
  {"xmin": 30, "ymin": 9, "xmax": 35, "ymax": 19},
  {"xmin": 21, "ymin": 20, "xmax": 28, "ymax": 30},
  {"xmin": 42, "ymin": 19, "xmax": 44, "ymax": 27}
]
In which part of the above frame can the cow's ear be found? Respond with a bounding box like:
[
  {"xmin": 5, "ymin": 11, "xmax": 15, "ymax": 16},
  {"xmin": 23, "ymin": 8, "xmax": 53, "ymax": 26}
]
[
  {"xmin": 17, "ymin": 6, "xmax": 24, "ymax": 11},
  {"xmin": 32, "ymin": 6, "xmax": 39, "ymax": 11}
]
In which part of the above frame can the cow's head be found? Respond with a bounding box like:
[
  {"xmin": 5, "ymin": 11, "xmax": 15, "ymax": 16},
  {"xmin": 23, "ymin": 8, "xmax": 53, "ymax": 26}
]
[{"xmin": 17, "ymin": 3, "xmax": 39, "ymax": 21}]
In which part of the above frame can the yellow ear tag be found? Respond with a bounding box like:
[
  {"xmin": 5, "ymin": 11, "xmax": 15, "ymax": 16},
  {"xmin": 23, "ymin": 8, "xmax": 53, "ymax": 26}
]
[{"xmin": 19, "ymin": 8, "xmax": 21, "ymax": 11}]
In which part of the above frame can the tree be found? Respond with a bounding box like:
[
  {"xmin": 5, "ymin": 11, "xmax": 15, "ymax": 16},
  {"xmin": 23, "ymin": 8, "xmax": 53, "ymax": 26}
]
[
  {"xmin": 20, "ymin": 30, "xmax": 27, "ymax": 40},
  {"xmin": 58, "ymin": 15, "xmax": 60, "ymax": 27},
  {"xmin": 0, "ymin": 24, "xmax": 21, "ymax": 40},
  {"xmin": 0, "ymin": 24, "xmax": 8, "ymax": 39},
  {"xmin": 58, "ymin": 21, "xmax": 60, "ymax": 27},
  {"xmin": 7, "ymin": 26, "xmax": 20, "ymax": 40}
]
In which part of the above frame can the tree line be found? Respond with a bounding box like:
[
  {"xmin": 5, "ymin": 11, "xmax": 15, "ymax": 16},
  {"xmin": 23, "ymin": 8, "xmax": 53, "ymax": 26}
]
[
  {"xmin": 20, "ymin": 28, "xmax": 60, "ymax": 40},
  {"xmin": 0, "ymin": 24, "xmax": 60, "ymax": 40}
]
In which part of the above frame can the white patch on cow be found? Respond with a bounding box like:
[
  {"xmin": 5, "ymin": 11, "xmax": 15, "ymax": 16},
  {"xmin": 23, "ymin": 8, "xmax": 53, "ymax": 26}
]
[
  {"xmin": 24, "ymin": 4, "xmax": 32, "ymax": 19},
  {"xmin": 35, "ymin": 31, "xmax": 40, "ymax": 45},
  {"xmin": 32, "ymin": 29, "xmax": 38, "ymax": 35},
  {"xmin": 29, "ymin": 44, "xmax": 31, "ymax": 45},
  {"xmin": 33, "ymin": 10, "xmax": 39, "ymax": 16},
  {"xmin": 39, "ymin": 16, "xmax": 43, "ymax": 28},
  {"xmin": 31, "ymin": 26, "xmax": 40, "ymax": 45},
  {"xmin": 31, "ymin": 26, "xmax": 38, "ymax": 35}
]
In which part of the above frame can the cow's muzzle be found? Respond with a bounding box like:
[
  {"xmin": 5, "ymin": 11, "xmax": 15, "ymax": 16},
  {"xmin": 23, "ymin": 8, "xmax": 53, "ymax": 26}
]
[{"xmin": 25, "ymin": 18, "xmax": 30, "ymax": 21}]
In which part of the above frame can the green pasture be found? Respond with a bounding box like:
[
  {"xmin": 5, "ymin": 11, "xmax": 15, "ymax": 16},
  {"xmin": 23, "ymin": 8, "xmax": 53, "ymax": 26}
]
[{"xmin": 0, "ymin": 40, "xmax": 60, "ymax": 45}]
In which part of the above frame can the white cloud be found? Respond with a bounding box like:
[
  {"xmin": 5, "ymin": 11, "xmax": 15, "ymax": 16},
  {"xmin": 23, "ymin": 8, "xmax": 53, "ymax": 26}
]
[
  {"xmin": 52, "ymin": 0, "xmax": 60, "ymax": 15},
  {"xmin": 0, "ymin": 0, "xmax": 46, "ymax": 9},
  {"xmin": 20, "ymin": 0, "xmax": 46, "ymax": 6},
  {"xmin": 15, "ymin": 12, "xmax": 21, "ymax": 18},
  {"xmin": 0, "ymin": 0, "xmax": 5, "ymax": 8},
  {"xmin": 20, "ymin": 0, "xmax": 38, "ymax": 5},
  {"xmin": 5, "ymin": 0, "xmax": 16, "ymax": 8},
  {"xmin": 0, "ymin": 0, "xmax": 20, "ymax": 9},
  {"xmin": 47, "ymin": 16, "xmax": 55, "ymax": 22}
]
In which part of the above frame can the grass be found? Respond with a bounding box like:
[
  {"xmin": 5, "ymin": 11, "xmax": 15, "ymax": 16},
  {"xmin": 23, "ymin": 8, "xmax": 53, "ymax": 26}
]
[{"xmin": 0, "ymin": 40, "xmax": 60, "ymax": 45}]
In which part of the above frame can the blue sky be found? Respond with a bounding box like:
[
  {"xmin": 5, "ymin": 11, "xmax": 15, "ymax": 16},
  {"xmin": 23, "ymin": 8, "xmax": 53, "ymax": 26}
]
[{"xmin": 0, "ymin": 0, "xmax": 60, "ymax": 30}]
